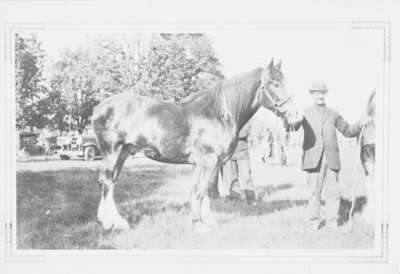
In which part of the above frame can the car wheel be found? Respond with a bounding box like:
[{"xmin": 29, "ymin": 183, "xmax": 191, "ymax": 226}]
[
  {"xmin": 84, "ymin": 146, "xmax": 96, "ymax": 161},
  {"xmin": 60, "ymin": 154, "xmax": 70, "ymax": 160}
]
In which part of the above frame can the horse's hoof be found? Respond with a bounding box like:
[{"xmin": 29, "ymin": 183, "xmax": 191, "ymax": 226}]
[
  {"xmin": 112, "ymin": 218, "xmax": 130, "ymax": 231},
  {"xmin": 100, "ymin": 217, "xmax": 130, "ymax": 231},
  {"xmin": 194, "ymin": 222, "xmax": 212, "ymax": 234}
]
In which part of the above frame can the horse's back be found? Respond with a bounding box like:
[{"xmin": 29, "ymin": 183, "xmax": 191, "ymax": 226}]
[
  {"xmin": 92, "ymin": 92, "xmax": 194, "ymax": 163},
  {"xmin": 93, "ymin": 93, "xmax": 142, "ymax": 120}
]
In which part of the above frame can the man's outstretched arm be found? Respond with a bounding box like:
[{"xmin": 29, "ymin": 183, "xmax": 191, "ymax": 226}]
[{"xmin": 335, "ymin": 113, "xmax": 361, "ymax": 138}]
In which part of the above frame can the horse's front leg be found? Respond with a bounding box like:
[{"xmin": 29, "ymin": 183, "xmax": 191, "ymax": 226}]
[
  {"xmin": 97, "ymin": 181, "xmax": 129, "ymax": 231},
  {"xmin": 191, "ymin": 154, "xmax": 220, "ymax": 233},
  {"xmin": 97, "ymin": 145, "xmax": 133, "ymax": 230}
]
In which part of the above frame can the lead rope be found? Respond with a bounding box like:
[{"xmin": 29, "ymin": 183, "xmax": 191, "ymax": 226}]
[
  {"xmin": 348, "ymin": 121, "xmax": 368, "ymax": 225},
  {"xmin": 282, "ymin": 118, "xmax": 293, "ymax": 165}
]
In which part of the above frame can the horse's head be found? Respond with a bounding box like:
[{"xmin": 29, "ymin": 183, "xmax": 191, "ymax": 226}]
[{"xmin": 258, "ymin": 59, "xmax": 303, "ymax": 126}]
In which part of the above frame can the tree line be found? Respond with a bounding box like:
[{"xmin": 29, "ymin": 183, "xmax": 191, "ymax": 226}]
[{"xmin": 15, "ymin": 33, "xmax": 224, "ymax": 134}]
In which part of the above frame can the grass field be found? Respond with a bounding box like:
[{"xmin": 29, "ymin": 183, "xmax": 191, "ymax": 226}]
[{"xmin": 16, "ymin": 143, "xmax": 374, "ymax": 250}]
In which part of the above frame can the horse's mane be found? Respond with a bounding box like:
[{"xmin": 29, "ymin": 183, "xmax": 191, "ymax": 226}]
[{"xmin": 182, "ymin": 67, "xmax": 263, "ymax": 122}]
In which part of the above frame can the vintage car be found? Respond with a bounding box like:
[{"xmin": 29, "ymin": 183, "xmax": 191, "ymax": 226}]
[
  {"xmin": 58, "ymin": 132, "xmax": 102, "ymax": 161},
  {"xmin": 18, "ymin": 132, "xmax": 43, "ymax": 157}
]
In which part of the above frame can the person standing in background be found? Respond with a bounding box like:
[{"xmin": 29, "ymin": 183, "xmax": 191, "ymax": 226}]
[
  {"xmin": 225, "ymin": 122, "xmax": 256, "ymax": 205},
  {"xmin": 262, "ymin": 127, "xmax": 275, "ymax": 163}
]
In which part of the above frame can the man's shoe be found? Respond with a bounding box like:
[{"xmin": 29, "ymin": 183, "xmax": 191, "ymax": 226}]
[{"xmin": 245, "ymin": 190, "xmax": 256, "ymax": 205}]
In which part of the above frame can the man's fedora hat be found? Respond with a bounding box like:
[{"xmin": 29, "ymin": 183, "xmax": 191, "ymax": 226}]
[{"xmin": 309, "ymin": 81, "xmax": 328, "ymax": 93}]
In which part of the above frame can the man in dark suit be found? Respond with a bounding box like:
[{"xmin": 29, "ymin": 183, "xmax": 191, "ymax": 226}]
[{"xmin": 291, "ymin": 81, "xmax": 361, "ymax": 230}]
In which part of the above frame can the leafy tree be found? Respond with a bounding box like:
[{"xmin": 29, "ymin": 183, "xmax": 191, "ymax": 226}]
[
  {"xmin": 15, "ymin": 33, "xmax": 50, "ymax": 131},
  {"xmin": 48, "ymin": 35, "xmax": 138, "ymax": 133},
  {"xmin": 45, "ymin": 88, "xmax": 69, "ymax": 133},
  {"xmin": 47, "ymin": 33, "xmax": 224, "ymax": 132},
  {"xmin": 49, "ymin": 47, "xmax": 98, "ymax": 133},
  {"xmin": 135, "ymin": 33, "xmax": 224, "ymax": 101}
]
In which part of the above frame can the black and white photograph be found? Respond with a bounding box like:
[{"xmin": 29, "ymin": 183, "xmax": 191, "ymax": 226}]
[
  {"xmin": 13, "ymin": 29, "xmax": 380, "ymax": 250},
  {"xmin": 1, "ymin": 1, "xmax": 399, "ymax": 274}
]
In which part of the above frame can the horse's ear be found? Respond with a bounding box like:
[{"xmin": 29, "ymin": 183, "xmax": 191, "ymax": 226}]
[
  {"xmin": 268, "ymin": 58, "xmax": 274, "ymax": 69},
  {"xmin": 276, "ymin": 60, "xmax": 282, "ymax": 70}
]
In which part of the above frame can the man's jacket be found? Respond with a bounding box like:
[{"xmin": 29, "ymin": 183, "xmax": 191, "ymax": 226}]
[{"xmin": 295, "ymin": 105, "xmax": 360, "ymax": 170}]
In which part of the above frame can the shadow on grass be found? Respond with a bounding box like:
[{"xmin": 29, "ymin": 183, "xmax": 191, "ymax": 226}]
[
  {"xmin": 255, "ymin": 183, "xmax": 294, "ymax": 201},
  {"xmin": 120, "ymin": 200, "xmax": 191, "ymax": 226},
  {"xmin": 211, "ymin": 198, "xmax": 307, "ymax": 217},
  {"xmin": 209, "ymin": 183, "xmax": 302, "ymax": 217},
  {"xmin": 16, "ymin": 165, "xmax": 191, "ymax": 249}
]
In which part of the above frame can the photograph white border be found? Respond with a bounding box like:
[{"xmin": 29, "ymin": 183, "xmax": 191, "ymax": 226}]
[{"xmin": 1, "ymin": 21, "xmax": 390, "ymax": 264}]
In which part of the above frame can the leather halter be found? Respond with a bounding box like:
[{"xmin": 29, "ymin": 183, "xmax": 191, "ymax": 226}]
[{"xmin": 259, "ymin": 82, "xmax": 292, "ymax": 115}]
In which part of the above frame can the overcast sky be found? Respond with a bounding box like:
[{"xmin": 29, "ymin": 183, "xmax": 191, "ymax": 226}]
[
  {"xmin": 36, "ymin": 29, "xmax": 382, "ymax": 122},
  {"xmin": 209, "ymin": 30, "xmax": 382, "ymax": 122}
]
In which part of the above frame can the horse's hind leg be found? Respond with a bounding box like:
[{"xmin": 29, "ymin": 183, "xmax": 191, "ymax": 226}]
[
  {"xmin": 191, "ymin": 154, "xmax": 220, "ymax": 233},
  {"xmin": 362, "ymin": 162, "xmax": 375, "ymax": 224},
  {"xmin": 97, "ymin": 144, "xmax": 137, "ymax": 230}
]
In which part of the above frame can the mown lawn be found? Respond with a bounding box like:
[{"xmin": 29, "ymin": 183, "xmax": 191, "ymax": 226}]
[
  {"xmin": 17, "ymin": 162, "xmax": 192, "ymax": 249},
  {"xmin": 16, "ymin": 143, "xmax": 374, "ymax": 250}
]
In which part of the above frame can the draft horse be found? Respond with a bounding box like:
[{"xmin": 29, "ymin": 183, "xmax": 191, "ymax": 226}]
[
  {"xmin": 92, "ymin": 59, "xmax": 303, "ymax": 232},
  {"xmin": 359, "ymin": 90, "xmax": 376, "ymax": 222},
  {"xmin": 349, "ymin": 90, "xmax": 376, "ymax": 224}
]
